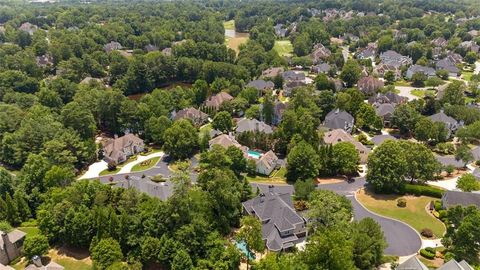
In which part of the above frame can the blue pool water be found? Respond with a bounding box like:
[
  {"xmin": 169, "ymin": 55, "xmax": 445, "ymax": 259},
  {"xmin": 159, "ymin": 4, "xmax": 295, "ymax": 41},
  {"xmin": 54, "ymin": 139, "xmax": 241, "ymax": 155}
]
[
  {"xmin": 235, "ymin": 241, "xmax": 255, "ymax": 260},
  {"xmin": 247, "ymin": 150, "xmax": 262, "ymax": 159}
]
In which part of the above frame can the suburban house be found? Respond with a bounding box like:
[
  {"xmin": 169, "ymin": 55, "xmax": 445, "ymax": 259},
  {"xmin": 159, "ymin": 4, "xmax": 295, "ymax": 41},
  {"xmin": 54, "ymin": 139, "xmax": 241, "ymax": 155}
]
[
  {"xmin": 396, "ymin": 256, "xmax": 429, "ymax": 270},
  {"xmin": 370, "ymin": 134, "xmax": 397, "ymax": 146},
  {"xmin": 103, "ymin": 134, "xmax": 145, "ymax": 165},
  {"xmin": 460, "ymin": 40, "xmax": 480, "ymax": 53},
  {"xmin": 368, "ymin": 92, "xmax": 407, "ymax": 105},
  {"xmin": 104, "ymin": 41, "xmax": 123, "ymax": 53},
  {"xmin": 406, "ymin": 65, "xmax": 436, "ymax": 79},
  {"xmin": 436, "ymin": 58, "xmax": 460, "ymax": 77},
  {"xmin": 374, "ymin": 103, "xmax": 395, "ymax": 126},
  {"xmin": 283, "ymin": 80, "xmax": 306, "ymax": 96},
  {"xmin": 255, "ymin": 151, "xmax": 279, "ymax": 176},
  {"xmin": 436, "ymin": 155, "xmax": 465, "ymax": 169},
  {"xmin": 236, "ymin": 118, "xmax": 273, "ymax": 134},
  {"xmin": 282, "ymin": 70, "xmax": 305, "ymax": 82},
  {"xmin": 429, "ymin": 110, "xmax": 463, "ymax": 137},
  {"xmin": 80, "ymin": 77, "xmax": 103, "ymax": 85},
  {"xmin": 431, "ymin": 37, "xmax": 448, "ymax": 48},
  {"xmin": 242, "ymin": 186, "xmax": 307, "ymax": 251},
  {"xmin": 18, "ymin": 22, "xmax": 38, "ymax": 35},
  {"xmin": 246, "ymin": 80, "xmax": 275, "ymax": 93},
  {"xmin": 310, "ymin": 43, "xmax": 331, "ymax": 64},
  {"xmin": 356, "ymin": 47, "xmax": 376, "ymax": 61},
  {"xmin": 357, "ymin": 76, "xmax": 384, "ymax": 96},
  {"xmin": 204, "ymin": 92, "xmax": 234, "ymax": 110},
  {"xmin": 262, "ymin": 67, "xmax": 284, "ymax": 79},
  {"xmin": 0, "ymin": 229, "xmax": 26, "ymax": 265},
  {"xmin": 374, "ymin": 63, "xmax": 402, "ymax": 80},
  {"xmin": 311, "ymin": 63, "xmax": 331, "ymax": 74},
  {"xmin": 379, "ymin": 50, "xmax": 413, "ymax": 67},
  {"xmin": 274, "ymin": 24, "xmax": 287, "ymax": 37},
  {"xmin": 173, "ymin": 107, "xmax": 209, "ymax": 126},
  {"xmin": 209, "ymin": 134, "xmax": 247, "ymax": 153},
  {"xmin": 442, "ymin": 190, "xmax": 480, "ymax": 209},
  {"xmin": 323, "ymin": 129, "xmax": 370, "ymax": 163},
  {"xmin": 323, "ymin": 109, "xmax": 355, "ymax": 133}
]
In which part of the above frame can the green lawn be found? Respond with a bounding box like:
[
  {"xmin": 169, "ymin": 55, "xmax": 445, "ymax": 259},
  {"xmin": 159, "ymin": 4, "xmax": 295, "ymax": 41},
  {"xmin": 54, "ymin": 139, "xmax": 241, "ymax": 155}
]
[
  {"xmin": 357, "ymin": 189, "xmax": 446, "ymax": 238},
  {"xmin": 131, "ymin": 156, "xmax": 161, "ymax": 172},
  {"xmin": 462, "ymin": 71, "xmax": 473, "ymax": 81},
  {"xmin": 223, "ymin": 20, "xmax": 235, "ymax": 30},
  {"xmin": 18, "ymin": 226, "xmax": 40, "ymax": 238},
  {"xmin": 55, "ymin": 258, "xmax": 92, "ymax": 270},
  {"xmin": 273, "ymin": 40, "xmax": 293, "ymax": 57},
  {"xmin": 410, "ymin": 89, "xmax": 436, "ymax": 98},
  {"xmin": 246, "ymin": 167, "xmax": 287, "ymax": 184},
  {"xmin": 99, "ymin": 166, "xmax": 121, "ymax": 176},
  {"xmin": 394, "ymin": 80, "xmax": 412, "ymax": 87}
]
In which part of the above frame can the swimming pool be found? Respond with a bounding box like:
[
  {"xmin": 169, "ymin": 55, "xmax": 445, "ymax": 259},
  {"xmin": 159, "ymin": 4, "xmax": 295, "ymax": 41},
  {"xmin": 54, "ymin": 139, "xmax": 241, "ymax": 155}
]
[
  {"xmin": 247, "ymin": 150, "xmax": 262, "ymax": 159},
  {"xmin": 235, "ymin": 240, "xmax": 255, "ymax": 260}
]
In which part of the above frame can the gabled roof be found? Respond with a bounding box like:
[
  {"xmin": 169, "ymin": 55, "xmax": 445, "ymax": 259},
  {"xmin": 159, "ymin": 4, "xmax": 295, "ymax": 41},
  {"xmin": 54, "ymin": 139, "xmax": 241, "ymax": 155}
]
[
  {"xmin": 242, "ymin": 189, "xmax": 305, "ymax": 251},
  {"xmin": 256, "ymin": 151, "xmax": 278, "ymax": 172},
  {"xmin": 103, "ymin": 134, "xmax": 144, "ymax": 162},
  {"xmin": 458, "ymin": 260, "xmax": 475, "ymax": 270},
  {"xmin": 0, "ymin": 229, "xmax": 26, "ymax": 249},
  {"xmin": 246, "ymin": 80, "xmax": 274, "ymax": 91},
  {"xmin": 174, "ymin": 107, "xmax": 208, "ymax": 123},
  {"xmin": 262, "ymin": 67, "xmax": 284, "ymax": 78},
  {"xmin": 357, "ymin": 76, "xmax": 384, "ymax": 95},
  {"xmin": 323, "ymin": 129, "xmax": 370, "ymax": 162},
  {"xmin": 236, "ymin": 118, "xmax": 273, "ymax": 134},
  {"xmin": 429, "ymin": 111, "xmax": 458, "ymax": 126},
  {"xmin": 310, "ymin": 43, "xmax": 331, "ymax": 63},
  {"xmin": 374, "ymin": 103, "xmax": 395, "ymax": 117},
  {"xmin": 324, "ymin": 109, "xmax": 354, "ymax": 131},
  {"xmin": 282, "ymin": 70, "xmax": 305, "ymax": 81},
  {"xmin": 407, "ymin": 65, "xmax": 436, "ymax": 77},
  {"xmin": 380, "ymin": 50, "xmax": 412, "ymax": 67},
  {"xmin": 370, "ymin": 134, "xmax": 397, "ymax": 146},
  {"xmin": 104, "ymin": 41, "xmax": 123, "ymax": 53},
  {"xmin": 473, "ymin": 168, "xmax": 480, "ymax": 180},
  {"xmin": 205, "ymin": 92, "xmax": 233, "ymax": 109},
  {"xmin": 436, "ymin": 58, "xmax": 459, "ymax": 73},
  {"xmin": 209, "ymin": 134, "xmax": 247, "ymax": 154},
  {"xmin": 438, "ymin": 259, "xmax": 473, "ymax": 270},
  {"xmin": 442, "ymin": 190, "xmax": 480, "ymax": 209},
  {"xmin": 396, "ymin": 255, "xmax": 429, "ymax": 270},
  {"xmin": 435, "ymin": 155, "xmax": 464, "ymax": 168}
]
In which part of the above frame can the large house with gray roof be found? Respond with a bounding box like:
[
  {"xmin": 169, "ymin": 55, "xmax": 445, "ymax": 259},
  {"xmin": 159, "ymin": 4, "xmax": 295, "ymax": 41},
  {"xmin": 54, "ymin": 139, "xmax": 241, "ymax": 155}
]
[
  {"xmin": 379, "ymin": 50, "xmax": 412, "ymax": 67},
  {"xmin": 429, "ymin": 110, "xmax": 463, "ymax": 137},
  {"xmin": 396, "ymin": 256, "xmax": 473, "ymax": 270},
  {"xmin": 242, "ymin": 186, "xmax": 307, "ymax": 251},
  {"xmin": 442, "ymin": 190, "xmax": 480, "ymax": 209},
  {"xmin": 204, "ymin": 92, "xmax": 233, "ymax": 110},
  {"xmin": 246, "ymin": 80, "xmax": 274, "ymax": 93},
  {"xmin": 471, "ymin": 146, "xmax": 480, "ymax": 161},
  {"xmin": 323, "ymin": 109, "xmax": 355, "ymax": 133},
  {"xmin": 98, "ymin": 175, "xmax": 173, "ymax": 201},
  {"xmin": 236, "ymin": 118, "xmax": 273, "ymax": 134},
  {"xmin": 406, "ymin": 65, "xmax": 436, "ymax": 79}
]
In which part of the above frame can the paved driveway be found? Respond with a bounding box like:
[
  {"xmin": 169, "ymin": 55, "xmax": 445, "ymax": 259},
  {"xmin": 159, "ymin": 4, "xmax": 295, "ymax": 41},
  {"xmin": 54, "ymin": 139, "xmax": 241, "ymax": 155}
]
[{"xmin": 318, "ymin": 178, "xmax": 422, "ymax": 256}]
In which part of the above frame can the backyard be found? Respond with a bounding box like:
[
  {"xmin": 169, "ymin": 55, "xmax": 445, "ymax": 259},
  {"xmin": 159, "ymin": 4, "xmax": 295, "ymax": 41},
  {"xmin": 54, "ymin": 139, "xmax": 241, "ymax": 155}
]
[
  {"xmin": 246, "ymin": 167, "xmax": 287, "ymax": 184},
  {"xmin": 357, "ymin": 189, "xmax": 446, "ymax": 238},
  {"xmin": 273, "ymin": 40, "xmax": 293, "ymax": 57}
]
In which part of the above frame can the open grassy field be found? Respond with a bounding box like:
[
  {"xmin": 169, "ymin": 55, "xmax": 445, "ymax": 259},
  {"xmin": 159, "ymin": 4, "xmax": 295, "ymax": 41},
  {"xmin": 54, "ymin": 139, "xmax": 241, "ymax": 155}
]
[
  {"xmin": 246, "ymin": 167, "xmax": 287, "ymax": 184},
  {"xmin": 223, "ymin": 20, "xmax": 235, "ymax": 30},
  {"xmin": 225, "ymin": 35, "xmax": 249, "ymax": 54},
  {"xmin": 357, "ymin": 189, "xmax": 446, "ymax": 238},
  {"xmin": 131, "ymin": 156, "xmax": 161, "ymax": 172},
  {"xmin": 273, "ymin": 40, "xmax": 293, "ymax": 57}
]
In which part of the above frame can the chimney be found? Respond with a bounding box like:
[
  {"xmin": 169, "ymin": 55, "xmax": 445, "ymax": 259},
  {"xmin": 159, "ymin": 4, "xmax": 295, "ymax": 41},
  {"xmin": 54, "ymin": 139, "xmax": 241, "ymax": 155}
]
[
  {"xmin": 32, "ymin": 255, "xmax": 43, "ymax": 267},
  {"xmin": 1, "ymin": 232, "xmax": 7, "ymax": 249}
]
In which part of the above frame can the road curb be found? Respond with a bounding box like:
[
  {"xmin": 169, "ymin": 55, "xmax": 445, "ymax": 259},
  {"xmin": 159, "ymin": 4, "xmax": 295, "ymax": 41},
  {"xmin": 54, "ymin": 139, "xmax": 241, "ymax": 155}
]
[{"xmin": 354, "ymin": 189, "xmax": 422, "ymax": 257}]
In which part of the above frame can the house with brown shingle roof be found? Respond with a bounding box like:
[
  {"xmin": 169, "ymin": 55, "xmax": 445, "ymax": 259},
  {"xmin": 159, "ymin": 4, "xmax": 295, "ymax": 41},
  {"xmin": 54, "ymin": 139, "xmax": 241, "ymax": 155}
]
[
  {"xmin": 204, "ymin": 92, "xmax": 233, "ymax": 110},
  {"xmin": 261, "ymin": 67, "xmax": 284, "ymax": 79},
  {"xmin": 173, "ymin": 107, "xmax": 209, "ymax": 126},
  {"xmin": 103, "ymin": 134, "xmax": 145, "ymax": 165},
  {"xmin": 208, "ymin": 134, "xmax": 247, "ymax": 154},
  {"xmin": 310, "ymin": 44, "xmax": 331, "ymax": 64},
  {"xmin": 18, "ymin": 22, "xmax": 38, "ymax": 35},
  {"xmin": 357, "ymin": 76, "xmax": 384, "ymax": 96},
  {"xmin": 323, "ymin": 129, "xmax": 370, "ymax": 163}
]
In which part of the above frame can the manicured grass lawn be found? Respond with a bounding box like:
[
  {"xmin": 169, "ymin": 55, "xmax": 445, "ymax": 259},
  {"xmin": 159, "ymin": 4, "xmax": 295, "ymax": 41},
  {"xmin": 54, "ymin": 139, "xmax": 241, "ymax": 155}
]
[
  {"xmin": 223, "ymin": 20, "xmax": 235, "ymax": 30},
  {"xmin": 246, "ymin": 167, "xmax": 287, "ymax": 184},
  {"xmin": 357, "ymin": 189, "xmax": 446, "ymax": 238},
  {"xmin": 131, "ymin": 156, "xmax": 160, "ymax": 172},
  {"xmin": 55, "ymin": 258, "xmax": 92, "ymax": 270},
  {"xmin": 99, "ymin": 166, "xmax": 121, "ymax": 176},
  {"xmin": 410, "ymin": 89, "xmax": 436, "ymax": 98},
  {"xmin": 18, "ymin": 226, "xmax": 40, "ymax": 238},
  {"xmin": 273, "ymin": 40, "xmax": 293, "ymax": 57},
  {"xmin": 394, "ymin": 80, "xmax": 411, "ymax": 87},
  {"xmin": 462, "ymin": 71, "xmax": 473, "ymax": 81}
]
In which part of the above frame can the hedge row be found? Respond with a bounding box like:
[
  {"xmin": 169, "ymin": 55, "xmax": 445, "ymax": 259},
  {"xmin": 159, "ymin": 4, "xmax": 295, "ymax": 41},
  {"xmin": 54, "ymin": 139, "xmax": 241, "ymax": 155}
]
[
  {"xmin": 420, "ymin": 248, "xmax": 435, "ymax": 259},
  {"xmin": 401, "ymin": 184, "xmax": 445, "ymax": 198}
]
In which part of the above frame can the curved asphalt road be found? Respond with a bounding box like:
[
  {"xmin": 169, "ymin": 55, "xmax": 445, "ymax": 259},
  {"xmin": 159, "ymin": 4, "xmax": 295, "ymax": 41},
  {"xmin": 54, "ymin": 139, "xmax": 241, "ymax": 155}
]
[
  {"xmin": 317, "ymin": 178, "xmax": 422, "ymax": 256},
  {"xmin": 88, "ymin": 158, "xmax": 421, "ymax": 256}
]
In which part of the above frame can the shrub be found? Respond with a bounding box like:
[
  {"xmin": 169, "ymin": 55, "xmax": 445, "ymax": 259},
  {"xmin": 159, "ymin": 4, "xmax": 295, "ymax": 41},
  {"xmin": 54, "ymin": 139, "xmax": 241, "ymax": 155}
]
[
  {"xmin": 293, "ymin": 200, "xmax": 308, "ymax": 211},
  {"xmin": 420, "ymin": 248, "xmax": 435, "ymax": 260},
  {"xmin": 397, "ymin": 198, "xmax": 407, "ymax": 207},
  {"xmin": 476, "ymin": 160, "xmax": 480, "ymax": 166},
  {"xmin": 438, "ymin": 210, "xmax": 447, "ymax": 221},
  {"xmin": 402, "ymin": 184, "xmax": 444, "ymax": 198},
  {"xmin": 107, "ymin": 162, "xmax": 117, "ymax": 171},
  {"xmin": 434, "ymin": 200, "xmax": 442, "ymax": 211},
  {"xmin": 425, "ymin": 247, "xmax": 436, "ymax": 253},
  {"xmin": 444, "ymin": 252, "xmax": 455, "ymax": 262},
  {"xmin": 421, "ymin": 228, "xmax": 434, "ymax": 238}
]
